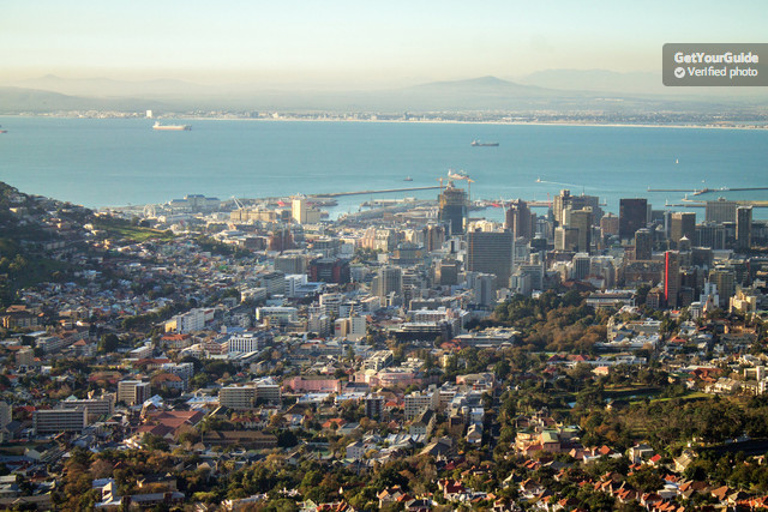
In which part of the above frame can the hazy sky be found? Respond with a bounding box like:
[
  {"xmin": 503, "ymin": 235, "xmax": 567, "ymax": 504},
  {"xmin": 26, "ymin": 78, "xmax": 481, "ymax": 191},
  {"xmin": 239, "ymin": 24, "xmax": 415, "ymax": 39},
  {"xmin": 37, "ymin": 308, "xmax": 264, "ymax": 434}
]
[{"xmin": 3, "ymin": 0, "xmax": 767, "ymax": 87}]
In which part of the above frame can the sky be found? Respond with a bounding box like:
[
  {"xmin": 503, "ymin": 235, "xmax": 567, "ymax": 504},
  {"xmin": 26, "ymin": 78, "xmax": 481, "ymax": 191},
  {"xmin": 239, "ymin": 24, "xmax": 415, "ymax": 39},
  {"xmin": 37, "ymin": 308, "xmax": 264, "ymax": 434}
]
[{"xmin": 2, "ymin": 0, "xmax": 767, "ymax": 88}]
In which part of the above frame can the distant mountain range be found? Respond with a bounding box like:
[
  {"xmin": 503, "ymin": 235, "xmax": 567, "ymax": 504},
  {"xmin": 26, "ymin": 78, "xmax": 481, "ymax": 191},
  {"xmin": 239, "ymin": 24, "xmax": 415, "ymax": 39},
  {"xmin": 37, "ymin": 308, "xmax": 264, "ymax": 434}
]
[{"xmin": 0, "ymin": 72, "xmax": 766, "ymax": 114}]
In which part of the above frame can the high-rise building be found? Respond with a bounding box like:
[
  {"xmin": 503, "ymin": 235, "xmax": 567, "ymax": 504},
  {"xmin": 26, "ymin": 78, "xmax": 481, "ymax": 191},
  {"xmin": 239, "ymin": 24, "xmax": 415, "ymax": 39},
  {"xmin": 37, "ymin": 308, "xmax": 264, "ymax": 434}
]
[
  {"xmin": 554, "ymin": 226, "xmax": 579, "ymax": 252},
  {"xmin": 504, "ymin": 199, "xmax": 534, "ymax": 240},
  {"xmin": 374, "ymin": 266, "xmax": 403, "ymax": 298},
  {"xmin": 664, "ymin": 251, "xmax": 680, "ymax": 308},
  {"xmin": 34, "ymin": 407, "xmax": 88, "ymax": 435},
  {"xmin": 620, "ymin": 198, "xmax": 648, "ymax": 240},
  {"xmin": 466, "ymin": 230, "xmax": 513, "ymax": 287},
  {"xmin": 423, "ymin": 224, "xmax": 446, "ymax": 252},
  {"xmin": 572, "ymin": 253, "xmax": 591, "ymax": 281},
  {"xmin": 435, "ymin": 259, "xmax": 460, "ymax": 286},
  {"xmin": 117, "ymin": 380, "xmax": 150, "ymax": 406},
  {"xmin": 438, "ymin": 183, "xmax": 468, "ymax": 236},
  {"xmin": 706, "ymin": 198, "xmax": 737, "ymax": 223},
  {"xmin": 274, "ymin": 254, "xmax": 307, "ymax": 274},
  {"xmin": 601, "ymin": 213, "xmax": 619, "ymax": 238},
  {"xmin": 472, "ymin": 273, "xmax": 497, "ymax": 306},
  {"xmin": 736, "ymin": 206, "xmax": 753, "ymax": 252},
  {"xmin": 565, "ymin": 207, "xmax": 592, "ymax": 253},
  {"xmin": 309, "ymin": 258, "xmax": 350, "ymax": 284},
  {"xmin": 219, "ymin": 386, "xmax": 257, "ymax": 410},
  {"xmin": 709, "ymin": 268, "xmax": 735, "ymax": 308},
  {"xmin": 0, "ymin": 402, "xmax": 11, "ymax": 428},
  {"xmin": 553, "ymin": 190, "xmax": 603, "ymax": 227},
  {"xmin": 634, "ymin": 228, "xmax": 653, "ymax": 260},
  {"xmin": 292, "ymin": 196, "xmax": 306, "ymax": 224},
  {"xmin": 669, "ymin": 212, "xmax": 696, "ymax": 249},
  {"xmin": 695, "ymin": 222, "xmax": 726, "ymax": 250}
]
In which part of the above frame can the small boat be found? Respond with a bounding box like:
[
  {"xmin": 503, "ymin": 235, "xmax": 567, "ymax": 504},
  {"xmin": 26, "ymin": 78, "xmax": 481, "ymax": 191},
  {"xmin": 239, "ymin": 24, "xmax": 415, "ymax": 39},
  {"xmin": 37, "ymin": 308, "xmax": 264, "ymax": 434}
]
[
  {"xmin": 0, "ymin": 125, "xmax": 7, "ymax": 134},
  {"xmin": 471, "ymin": 140, "xmax": 499, "ymax": 147},
  {"xmin": 404, "ymin": 176, "xmax": 413, "ymax": 182}
]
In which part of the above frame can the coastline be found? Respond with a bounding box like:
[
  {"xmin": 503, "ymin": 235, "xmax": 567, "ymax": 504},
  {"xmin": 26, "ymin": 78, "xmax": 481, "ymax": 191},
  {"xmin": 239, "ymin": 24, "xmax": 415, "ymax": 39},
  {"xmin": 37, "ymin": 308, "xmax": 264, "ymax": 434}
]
[{"xmin": 1, "ymin": 113, "xmax": 766, "ymax": 131}]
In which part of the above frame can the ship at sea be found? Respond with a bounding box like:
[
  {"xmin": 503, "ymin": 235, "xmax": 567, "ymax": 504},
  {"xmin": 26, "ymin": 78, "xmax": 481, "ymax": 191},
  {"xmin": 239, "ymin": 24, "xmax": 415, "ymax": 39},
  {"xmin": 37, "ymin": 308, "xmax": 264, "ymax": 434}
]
[
  {"xmin": 471, "ymin": 140, "xmax": 498, "ymax": 147},
  {"xmin": 447, "ymin": 170, "xmax": 469, "ymax": 181},
  {"xmin": 153, "ymin": 122, "xmax": 191, "ymax": 131},
  {"xmin": 0, "ymin": 125, "xmax": 7, "ymax": 134}
]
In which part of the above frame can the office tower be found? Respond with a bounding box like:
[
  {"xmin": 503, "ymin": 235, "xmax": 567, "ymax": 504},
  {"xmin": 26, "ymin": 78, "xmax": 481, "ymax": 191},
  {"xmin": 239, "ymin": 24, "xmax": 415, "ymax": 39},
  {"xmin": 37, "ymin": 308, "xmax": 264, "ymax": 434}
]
[
  {"xmin": 466, "ymin": 230, "xmax": 513, "ymax": 287},
  {"xmin": 708, "ymin": 268, "xmax": 735, "ymax": 308},
  {"xmin": 504, "ymin": 199, "xmax": 534, "ymax": 240},
  {"xmin": 471, "ymin": 273, "xmax": 497, "ymax": 307},
  {"xmin": 292, "ymin": 196, "xmax": 306, "ymax": 223},
  {"xmin": 664, "ymin": 251, "xmax": 680, "ymax": 308},
  {"xmin": 706, "ymin": 198, "xmax": 737, "ymax": 223},
  {"xmin": 691, "ymin": 247, "xmax": 713, "ymax": 269},
  {"xmin": 620, "ymin": 198, "xmax": 648, "ymax": 240},
  {"xmin": 374, "ymin": 266, "xmax": 403, "ymax": 297},
  {"xmin": 435, "ymin": 259, "xmax": 460, "ymax": 286},
  {"xmin": 438, "ymin": 182, "xmax": 468, "ymax": 236},
  {"xmin": 274, "ymin": 254, "xmax": 307, "ymax": 274},
  {"xmin": 309, "ymin": 258, "xmax": 350, "ymax": 284},
  {"xmin": 634, "ymin": 228, "xmax": 653, "ymax": 260},
  {"xmin": 269, "ymin": 227, "xmax": 294, "ymax": 252},
  {"xmin": 695, "ymin": 222, "xmax": 726, "ymax": 250},
  {"xmin": 736, "ymin": 206, "xmax": 753, "ymax": 252},
  {"xmin": 554, "ymin": 226, "xmax": 579, "ymax": 252},
  {"xmin": 669, "ymin": 212, "xmax": 696, "ymax": 249},
  {"xmin": 423, "ymin": 224, "xmax": 446, "ymax": 252},
  {"xmin": 572, "ymin": 253, "xmax": 591, "ymax": 281},
  {"xmin": 601, "ymin": 213, "xmax": 619, "ymax": 238},
  {"xmin": 566, "ymin": 207, "xmax": 592, "ymax": 253},
  {"xmin": 553, "ymin": 190, "xmax": 603, "ymax": 227}
]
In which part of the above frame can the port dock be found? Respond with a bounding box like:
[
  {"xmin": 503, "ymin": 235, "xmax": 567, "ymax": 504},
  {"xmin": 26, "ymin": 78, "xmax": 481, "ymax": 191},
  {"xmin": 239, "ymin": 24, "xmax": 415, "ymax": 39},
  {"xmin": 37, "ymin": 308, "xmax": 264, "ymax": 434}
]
[{"xmin": 311, "ymin": 186, "xmax": 442, "ymax": 198}]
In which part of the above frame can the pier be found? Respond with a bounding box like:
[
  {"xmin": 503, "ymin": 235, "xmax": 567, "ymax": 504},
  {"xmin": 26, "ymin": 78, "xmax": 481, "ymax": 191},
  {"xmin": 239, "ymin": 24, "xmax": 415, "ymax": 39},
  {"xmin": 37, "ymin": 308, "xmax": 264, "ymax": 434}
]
[{"xmin": 310, "ymin": 186, "xmax": 442, "ymax": 198}]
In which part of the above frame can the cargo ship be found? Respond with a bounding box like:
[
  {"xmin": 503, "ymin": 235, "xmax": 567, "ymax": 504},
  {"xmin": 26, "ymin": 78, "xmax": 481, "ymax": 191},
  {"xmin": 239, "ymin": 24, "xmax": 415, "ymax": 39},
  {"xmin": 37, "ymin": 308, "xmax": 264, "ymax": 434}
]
[
  {"xmin": 471, "ymin": 140, "xmax": 498, "ymax": 146},
  {"xmin": 153, "ymin": 122, "xmax": 191, "ymax": 131}
]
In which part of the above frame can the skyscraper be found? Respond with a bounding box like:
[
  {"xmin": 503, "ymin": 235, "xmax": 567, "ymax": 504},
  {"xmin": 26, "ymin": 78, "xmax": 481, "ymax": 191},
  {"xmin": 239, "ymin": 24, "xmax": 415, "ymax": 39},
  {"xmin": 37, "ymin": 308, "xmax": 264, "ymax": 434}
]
[
  {"xmin": 706, "ymin": 198, "xmax": 737, "ymax": 223},
  {"xmin": 466, "ymin": 230, "xmax": 513, "ymax": 287},
  {"xmin": 634, "ymin": 228, "xmax": 653, "ymax": 260},
  {"xmin": 553, "ymin": 190, "xmax": 603, "ymax": 227},
  {"xmin": 709, "ymin": 268, "xmax": 735, "ymax": 308},
  {"xmin": 438, "ymin": 182, "xmax": 468, "ymax": 236},
  {"xmin": 620, "ymin": 198, "xmax": 648, "ymax": 241},
  {"xmin": 736, "ymin": 206, "xmax": 753, "ymax": 252},
  {"xmin": 554, "ymin": 226, "xmax": 579, "ymax": 252},
  {"xmin": 565, "ymin": 207, "xmax": 592, "ymax": 254},
  {"xmin": 423, "ymin": 224, "xmax": 446, "ymax": 252},
  {"xmin": 664, "ymin": 251, "xmax": 680, "ymax": 309},
  {"xmin": 374, "ymin": 266, "xmax": 403, "ymax": 298},
  {"xmin": 669, "ymin": 212, "xmax": 696, "ymax": 249},
  {"xmin": 504, "ymin": 199, "xmax": 534, "ymax": 240}
]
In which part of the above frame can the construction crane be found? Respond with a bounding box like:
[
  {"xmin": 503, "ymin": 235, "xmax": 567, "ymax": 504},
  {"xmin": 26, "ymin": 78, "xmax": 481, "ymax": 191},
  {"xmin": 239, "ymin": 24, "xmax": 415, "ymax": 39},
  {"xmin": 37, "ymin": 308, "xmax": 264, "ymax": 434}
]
[{"xmin": 231, "ymin": 195, "xmax": 246, "ymax": 210}]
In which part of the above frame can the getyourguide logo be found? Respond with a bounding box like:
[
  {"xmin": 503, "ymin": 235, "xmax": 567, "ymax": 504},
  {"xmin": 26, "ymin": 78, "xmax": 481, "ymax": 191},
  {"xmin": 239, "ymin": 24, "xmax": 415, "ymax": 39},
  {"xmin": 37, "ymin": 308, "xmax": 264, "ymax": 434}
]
[
  {"xmin": 663, "ymin": 44, "xmax": 768, "ymax": 86},
  {"xmin": 673, "ymin": 51, "xmax": 759, "ymax": 64}
]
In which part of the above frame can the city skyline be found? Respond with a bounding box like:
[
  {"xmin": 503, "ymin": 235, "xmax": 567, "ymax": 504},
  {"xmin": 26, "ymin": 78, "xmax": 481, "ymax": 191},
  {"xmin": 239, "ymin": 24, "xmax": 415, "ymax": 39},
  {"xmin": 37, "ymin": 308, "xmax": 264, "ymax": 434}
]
[{"xmin": 4, "ymin": 0, "xmax": 768, "ymax": 88}]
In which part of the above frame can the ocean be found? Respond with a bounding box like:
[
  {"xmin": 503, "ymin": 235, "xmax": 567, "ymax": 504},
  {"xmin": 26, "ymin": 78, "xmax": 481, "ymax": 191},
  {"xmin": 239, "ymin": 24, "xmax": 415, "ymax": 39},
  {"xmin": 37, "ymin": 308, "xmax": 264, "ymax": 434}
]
[{"xmin": 1, "ymin": 116, "xmax": 766, "ymax": 220}]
